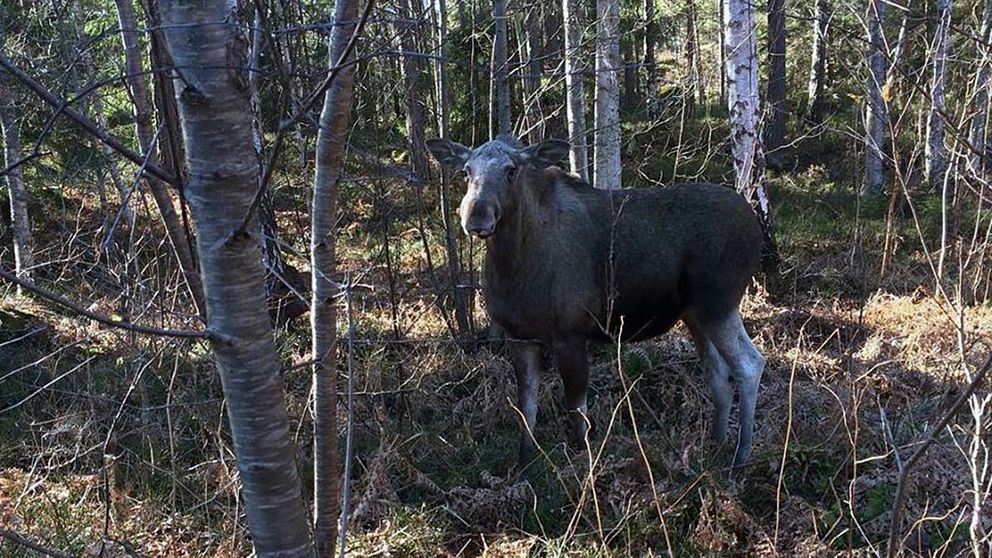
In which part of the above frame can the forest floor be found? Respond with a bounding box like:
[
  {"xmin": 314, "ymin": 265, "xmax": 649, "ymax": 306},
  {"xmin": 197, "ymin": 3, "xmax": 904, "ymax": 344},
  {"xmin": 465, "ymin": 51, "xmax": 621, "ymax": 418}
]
[{"xmin": 1, "ymin": 151, "xmax": 990, "ymax": 557}]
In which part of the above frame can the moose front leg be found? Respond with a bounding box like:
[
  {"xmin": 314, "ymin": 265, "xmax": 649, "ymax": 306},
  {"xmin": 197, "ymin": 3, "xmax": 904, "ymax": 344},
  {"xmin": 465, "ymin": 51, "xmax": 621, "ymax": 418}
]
[
  {"xmin": 553, "ymin": 337, "xmax": 591, "ymax": 449},
  {"xmin": 510, "ymin": 341, "xmax": 542, "ymax": 467}
]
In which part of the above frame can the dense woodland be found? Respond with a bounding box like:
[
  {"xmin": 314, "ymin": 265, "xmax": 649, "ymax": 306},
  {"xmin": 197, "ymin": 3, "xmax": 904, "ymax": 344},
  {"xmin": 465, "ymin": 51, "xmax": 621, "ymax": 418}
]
[{"xmin": 1, "ymin": 0, "xmax": 992, "ymax": 556}]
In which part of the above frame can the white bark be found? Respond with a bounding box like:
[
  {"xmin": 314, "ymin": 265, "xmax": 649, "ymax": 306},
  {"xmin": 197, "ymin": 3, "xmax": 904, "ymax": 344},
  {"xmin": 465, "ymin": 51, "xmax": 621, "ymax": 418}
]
[
  {"xmin": 971, "ymin": 0, "xmax": 992, "ymax": 174},
  {"xmin": 594, "ymin": 0, "xmax": 621, "ymax": 190},
  {"xmin": 312, "ymin": 0, "xmax": 360, "ymax": 555},
  {"xmin": 724, "ymin": 0, "xmax": 778, "ymax": 266},
  {"xmin": 642, "ymin": 0, "xmax": 658, "ymax": 116},
  {"xmin": 864, "ymin": 0, "xmax": 887, "ymax": 196},
  {"xmin": 926, "ymin": 0, "xmax": 951, "ymax": 188},
  {"xmin": 806, "ymin": 0, "xmax": 829, "ymax": 124},
  {"xmin": 563, "ymin": 0, "xmax": 589, "ymax": 180},
  {"xmin": 0, "ymin": 93, "xmax": 33, "ymax": 290},
  {"xmin": 159, "ymin": 0, "xmax": 313, "ymax": 556}
]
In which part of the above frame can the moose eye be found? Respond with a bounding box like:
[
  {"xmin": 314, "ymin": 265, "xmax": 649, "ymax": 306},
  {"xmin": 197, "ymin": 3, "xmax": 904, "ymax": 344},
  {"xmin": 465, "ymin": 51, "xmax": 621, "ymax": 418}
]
[{"xmin": 506, "ymin": 166, "xmax": 517, "ymax": 182}]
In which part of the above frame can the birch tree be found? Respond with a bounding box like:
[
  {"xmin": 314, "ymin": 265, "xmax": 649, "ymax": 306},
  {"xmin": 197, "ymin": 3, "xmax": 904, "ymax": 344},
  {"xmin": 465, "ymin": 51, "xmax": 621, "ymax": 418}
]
[
  {"xmin": 312, "ymin": 0, "xmax": 361, "ymax": 554},
  {"xmin": 971, "ymin": 0, "xmax": 992, "ymax": 174},
  {"xmin": 925, "ymin": 0, "xmax": 951, "ymax": 188},
  {"xmin": 0, "ymin": 84, "xmax": 33, "ymax": 291},
  {"xmin": 522, "ymin": 3, "xmax": 544, "ymax": 143},
  {"xmin": 594, "ymin": 0, "xmax": 621, "ymax": 190},
  {"xmin": 864, "ymin": 0, "xmax": 887, "ymax": 196},
  {"xmin": 765, "ymin": 0, "xmax": 787, "ymax": 164},
  {"xmin": 395, "ymin": 0, "xmax": 429, "ymax": 180},
  {"xmin": 115, "ymin": 0, "xmax": 206, "ymax": 317},
  {"xmin": 685, "ymin": 0, "xmax": 704, "ymax": 109},
  {"xmin": 563, "ymin": 0, "xmax": 589, "ymax": 180},
  {"xmin": 724, "ymin": 0, "xmax": 778, "ymax": 266},
  {"xmin": 492, "ymin": 0, "xmax": 511, "ymax": 137},
  {"xmin": 643, "ymin": 0, "xmax": 657, "ymax": 116},
  {"xmin": 806, "ymin": 0, "xmax": 829, "ymax": 125},
  {"xmin": 159, "ymin": 0, "xmax": 313, "ymax": 555}
]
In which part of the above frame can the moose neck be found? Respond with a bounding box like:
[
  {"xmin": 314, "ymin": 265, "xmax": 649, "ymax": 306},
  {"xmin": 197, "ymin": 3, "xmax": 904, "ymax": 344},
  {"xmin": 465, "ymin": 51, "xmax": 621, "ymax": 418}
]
[{"xmin": 485, "ymin": 171, "xmax": 543, "ymax": 278}]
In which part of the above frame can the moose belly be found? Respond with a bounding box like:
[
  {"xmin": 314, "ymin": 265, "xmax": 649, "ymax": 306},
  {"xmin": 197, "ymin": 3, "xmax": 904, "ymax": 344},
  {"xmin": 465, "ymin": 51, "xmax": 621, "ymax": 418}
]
[{"xmin": 602, "ymin": 293, "xmax": 681, "ymax": 342}]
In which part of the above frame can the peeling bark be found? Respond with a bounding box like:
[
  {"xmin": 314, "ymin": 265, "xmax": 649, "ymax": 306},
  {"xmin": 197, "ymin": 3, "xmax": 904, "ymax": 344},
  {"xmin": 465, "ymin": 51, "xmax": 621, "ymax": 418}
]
[{"xmin": 159, "ymin": 1, "xmax": 313, "ymax": 555}]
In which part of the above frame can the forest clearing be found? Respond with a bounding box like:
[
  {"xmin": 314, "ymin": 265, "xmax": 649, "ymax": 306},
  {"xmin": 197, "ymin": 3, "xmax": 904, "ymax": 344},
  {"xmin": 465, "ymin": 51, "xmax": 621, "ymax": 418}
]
[{"xmin": 1, "ymin": 0, "xmax": 992, "ymax": 556}]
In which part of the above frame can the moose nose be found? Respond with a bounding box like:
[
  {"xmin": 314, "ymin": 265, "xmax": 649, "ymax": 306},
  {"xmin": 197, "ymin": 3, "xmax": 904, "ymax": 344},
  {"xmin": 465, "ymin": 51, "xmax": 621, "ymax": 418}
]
[{"xmin": 465, "ymin": 224, "xmax": 494, "ymax": 239}]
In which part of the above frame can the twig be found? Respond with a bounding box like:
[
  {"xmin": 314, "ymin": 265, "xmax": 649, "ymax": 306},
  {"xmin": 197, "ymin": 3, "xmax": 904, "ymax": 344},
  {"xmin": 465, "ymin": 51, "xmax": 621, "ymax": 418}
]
[
  {"xmin": 0, "ymin": 528, "xmax": 73, "ymax": 558},
  {"xmin": 337, "ymin": 274, "xmax": 357, "ymax": 558},
  {"xmin": 0, "ymin": 150, "xmax": 49, "ymax": 179},
  {"xmin": 0, "ymin": 268, "xmax": 215, "ymax": 342},
  {"xmin": 887, "ymin": 353, "xmax": 992, "ymax": 558},
  {"xmin": 0, "ymin": 55, "xmax": 180, "ymax": 187}
]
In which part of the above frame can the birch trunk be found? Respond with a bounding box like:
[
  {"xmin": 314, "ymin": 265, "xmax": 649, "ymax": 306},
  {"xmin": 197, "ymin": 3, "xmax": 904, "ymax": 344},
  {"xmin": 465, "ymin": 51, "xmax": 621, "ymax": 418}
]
[
  {"xmin": 159, "ymin": 1, "xmax": 313, "ymax": 555},
  {"xmin": 312, "ymin": 0, "xmax": 360, "ymax": 554},
  {"xmin": 395, "ymin": 0, "xmax": 429, "ymax": 180},
  {"xmin": 724, "ymin": 0, "xmax": 778, "ymax": 267},
  {"xmin": 594, "ymin": 0, "xmax": 621, "ymax": 190},
  {"xmin": 492, "ymin": 0, "xmax": 511, "ymax": 137},
  {"xmin": 0, "ymin": 92, "xmax": 33, "ymax": 290},
  {"xmin": 523, "ymin": 3, "xmax": 544, "ymax": 143},
  {"xmin": 685, "ymin": 0, "xmax": 703, "ymax": 109},
  {"xmin": 971, "ymin": 0, "xmax": 992, "ymax": 174},
  {"xmin": 806, "ymin": 0, "xmax": 829, "ymax": 125},
  {"xmin": 643, "ymin": 0, "xmax": 657, "ymax": 116},
  {"xmin": 863, "ymin": 0, "xmax": 887, "ymax": 196},
  {"xmin": 765, "ymin": 0, "xmax": 787, "ymax": 165},
  {"xmin": 926, "ymin": 0, "xmax": 951, "ymax": 188},
  {"xmin": 563, "ymin": 0, "xmax": 589, "ymax": 180},
  {"xmin": 115, "ymin": 0, "xmax": 206, "ymax": 318}
]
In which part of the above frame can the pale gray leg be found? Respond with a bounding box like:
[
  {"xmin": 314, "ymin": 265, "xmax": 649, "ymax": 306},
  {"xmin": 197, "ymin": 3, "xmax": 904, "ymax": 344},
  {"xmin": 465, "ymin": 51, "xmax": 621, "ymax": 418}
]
[
  {"xmin": 687, "ymin": 321, "xmax": 734, "ymax": 448},
  {"xmin": 510, "ymin": 341, "xmax": 542, "ymax": 466}
]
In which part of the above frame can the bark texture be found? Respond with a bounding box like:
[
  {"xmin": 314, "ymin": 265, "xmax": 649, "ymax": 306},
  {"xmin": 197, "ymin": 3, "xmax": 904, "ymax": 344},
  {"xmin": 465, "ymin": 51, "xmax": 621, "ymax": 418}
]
[
  {"xmin": 685, "ymin": 0, "xmax": 703, "ymax": 109},
  {"xmin": 115, "ymin": 0, "xmax": 206, "ymax": 317},
  {"xmin": 806, "ymin": 0, "xmax": 829, "ymax": 124},
  {"xmin": 765, "ymin": 0, "xmax": 787, "ymax": 163},
  {"xmin": 0, "ymin": 91, "xmax": 33, "ymax": 289},
  {"xmin": 395, "ymin": 0, "xmax": 429, "ymax": 180},
  {"xmin": 724, "ymin": 0, "xmax": 778, "ymax": 268},
  {"xmin": 972, "ymin": 0, "xmax": 992, "ymax": 173},
  {"xmin": 925, "ymin": 0, "xmax": 951, "ymax": 188},
  {"xmin": 594, "ymin": 0, "xmax": 621, "ymax": 190},
  {"xmin": 492, "ymin": 0, "xmax": 511, "ymax": 137},
  {"xmin": 159, "ymin": 1, "xmax": 313, "ymax": 556},
  {"xmin": 642, "ymin": 0, "xmax": 657, "ymax": 115},
  {"xmin": 312, "ymin": 0, "xmax": 361, "ymax": 554},
  {"xmin": 523, "ymin": 3, "xmax": 544, "ymax": 143},
  {"xmin": 563, "ymin": 0, "xmax": 589, "ymax": 180},
  {"xmin": 864, "ymin": 0, "xmax": 888, "ymax": 196}
]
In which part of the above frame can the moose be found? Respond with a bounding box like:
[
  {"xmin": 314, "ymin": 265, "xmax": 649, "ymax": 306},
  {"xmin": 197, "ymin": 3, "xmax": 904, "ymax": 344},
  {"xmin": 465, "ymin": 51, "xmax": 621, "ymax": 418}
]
[{"xmin": 426, "ymin": 135, "xmax": 765, "ymax": 468}]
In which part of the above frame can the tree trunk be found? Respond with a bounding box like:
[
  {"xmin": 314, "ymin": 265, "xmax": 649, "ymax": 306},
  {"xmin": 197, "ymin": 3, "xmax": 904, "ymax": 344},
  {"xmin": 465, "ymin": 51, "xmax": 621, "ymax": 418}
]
[
  {"xmin": 724, "ymin": 0, "xmax": 778, "ymax": 268},
  {"xmin": 971, "ymin": 0, "xmax": 992, "ymax": 174},
  {"xmin": 806, "ymin": 0, "xmax": 829, "ymax": 125},
  {"xmin": 115, "ymin": 0, "xmax": 206, "ymax": 318},
  {"xmin": 622, "ymin": 33, "xmax": 637, "ymax": 112},
  {"xmin": 563, "ymin": 0, "xmax": 589, "ymax": 180},
  {"xmin": 719, "ymin": 0, "xmax": 727, "ymax": 105},
  {"xmin": 0, "ymin": 93, "xmax": 33, "ymax": 291},
  {"xmin": 765, "ymin": 0, "xmax": 787, "ymax": 166},
  {"xmin": 312, "ymin": 0, "xmax": 361, "ymax": 554},
  {"xmin": 594, "ymin": 0, "xmax": 621, "ymax": 190},
  {"xmin": 643, "ymin": 0, "xmax": 657, "ymax": 116},
  {"xmin": 926, "ymin": 0, "xmax": 951, "ymax": 188},
  {"xmin": 685, "ymin": 0, "xmax": 703, "ymax": 111},
  {"xmin": 523, "ymin": 2, "xmax": 544, "ymax": 143},
  {"xmin": 395, "ymin": 0, "xmax": 429, "ymax": 180},
  {"xmin": 863, "ymin": 0, "xmax": 888, "ymax": 196},
  {"xmin": 159, "ymin": 1, "xmax": 313, "ymax": 556},
  {"xmin": 492, "ymin": 0, "xmax": 511, "ymax": 137},
  {"xmin": 435, "ymin": 0, "xmax": 472, "ymax": 336}
]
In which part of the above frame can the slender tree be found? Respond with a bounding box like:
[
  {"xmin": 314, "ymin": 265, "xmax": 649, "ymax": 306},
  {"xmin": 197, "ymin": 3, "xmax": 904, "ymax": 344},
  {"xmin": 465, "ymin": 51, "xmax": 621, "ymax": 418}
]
[
  {"xmin": 724, "ymin": 0, "xmax": 778, "ymax": 267},
  {"xmin": 643, "ymin": 0, "xmax": 657, "ymax": 115},
  {"xmin": 685, "ymin": 0, "xmax": 703, "ymax": 110},
  {"xmin": 765, "ymin": 0, "xmax": 787, "ymax": 166},
  {"xmin": 926, "ymin": 0, "xmax": 951, "ymax": 188},
  {"xmin": 563, "ymin": 0, "xmax": 589, "ymax": 180},
  {"xmin": 0, "ymin": 84, "xmax": 33, "ymax": 291},
  {"xmin": 159, "ymin": 0, "xmax": 313, "ymax": 555},
  {"xmin": 312, "ymin": 0, "xmax": 361, "ymax": 554},
  {"xmin": 806, "ymin": 0, "xmax": 829, "ymax": 125},
  {"xmin": 594, "ymin": 0, "xmax": 621, "ymax": 190},
  {"xmin": 115, "ymin": 0, "xmax": 206, "ymax": 317},
  {"xmin": 395, "ymin": 0, "xmax": 429, "ymax": 179},
  {"xmin": 971, "ymin": 0, "xmax": 992, "ymax": 174},
  {"xmin": 864, "ymin": 0, "xmax": 887, "ymax": 196},
  {"xmin": 522, "ymin": 2, "xmax": 544, "ymax": 143},
  {"xmin": 492, "ymin": 0, "xmax": 510, "ymax": 137}
]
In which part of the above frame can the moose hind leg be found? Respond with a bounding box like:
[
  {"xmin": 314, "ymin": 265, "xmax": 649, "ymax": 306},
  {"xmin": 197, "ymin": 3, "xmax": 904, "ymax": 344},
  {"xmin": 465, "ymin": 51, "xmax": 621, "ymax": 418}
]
[
  {"xmin": 707, "ymin": 310, "xmax": 765, "ymax": 466},
  {"xmin": 552, "ymin": 337, "xmax": 591, "ymax": 448},
  {"xmin": 511, "ymin": 342, "xmax": 542, "ymax": 466},
  {"xmin": 687, "ymin": 321, "xmax": 733, "ymax": 447}
]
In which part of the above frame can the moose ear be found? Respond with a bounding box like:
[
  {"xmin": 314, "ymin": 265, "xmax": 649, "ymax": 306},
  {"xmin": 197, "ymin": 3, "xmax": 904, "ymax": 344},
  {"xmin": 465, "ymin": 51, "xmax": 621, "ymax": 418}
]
[
  {"xmin": 425, "ymin": 139, "xmax": 472, "ymax": 168},
  {"xmin": 524, "ymin": 139, "xmax": 570, "ymax": 169}
]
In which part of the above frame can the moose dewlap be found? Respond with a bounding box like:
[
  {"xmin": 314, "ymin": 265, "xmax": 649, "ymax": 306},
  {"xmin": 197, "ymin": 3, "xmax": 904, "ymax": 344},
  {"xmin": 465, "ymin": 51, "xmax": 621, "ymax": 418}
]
[{"xmin": 426, "ymin": 135, "xmax": 765, "ymax": 468}]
